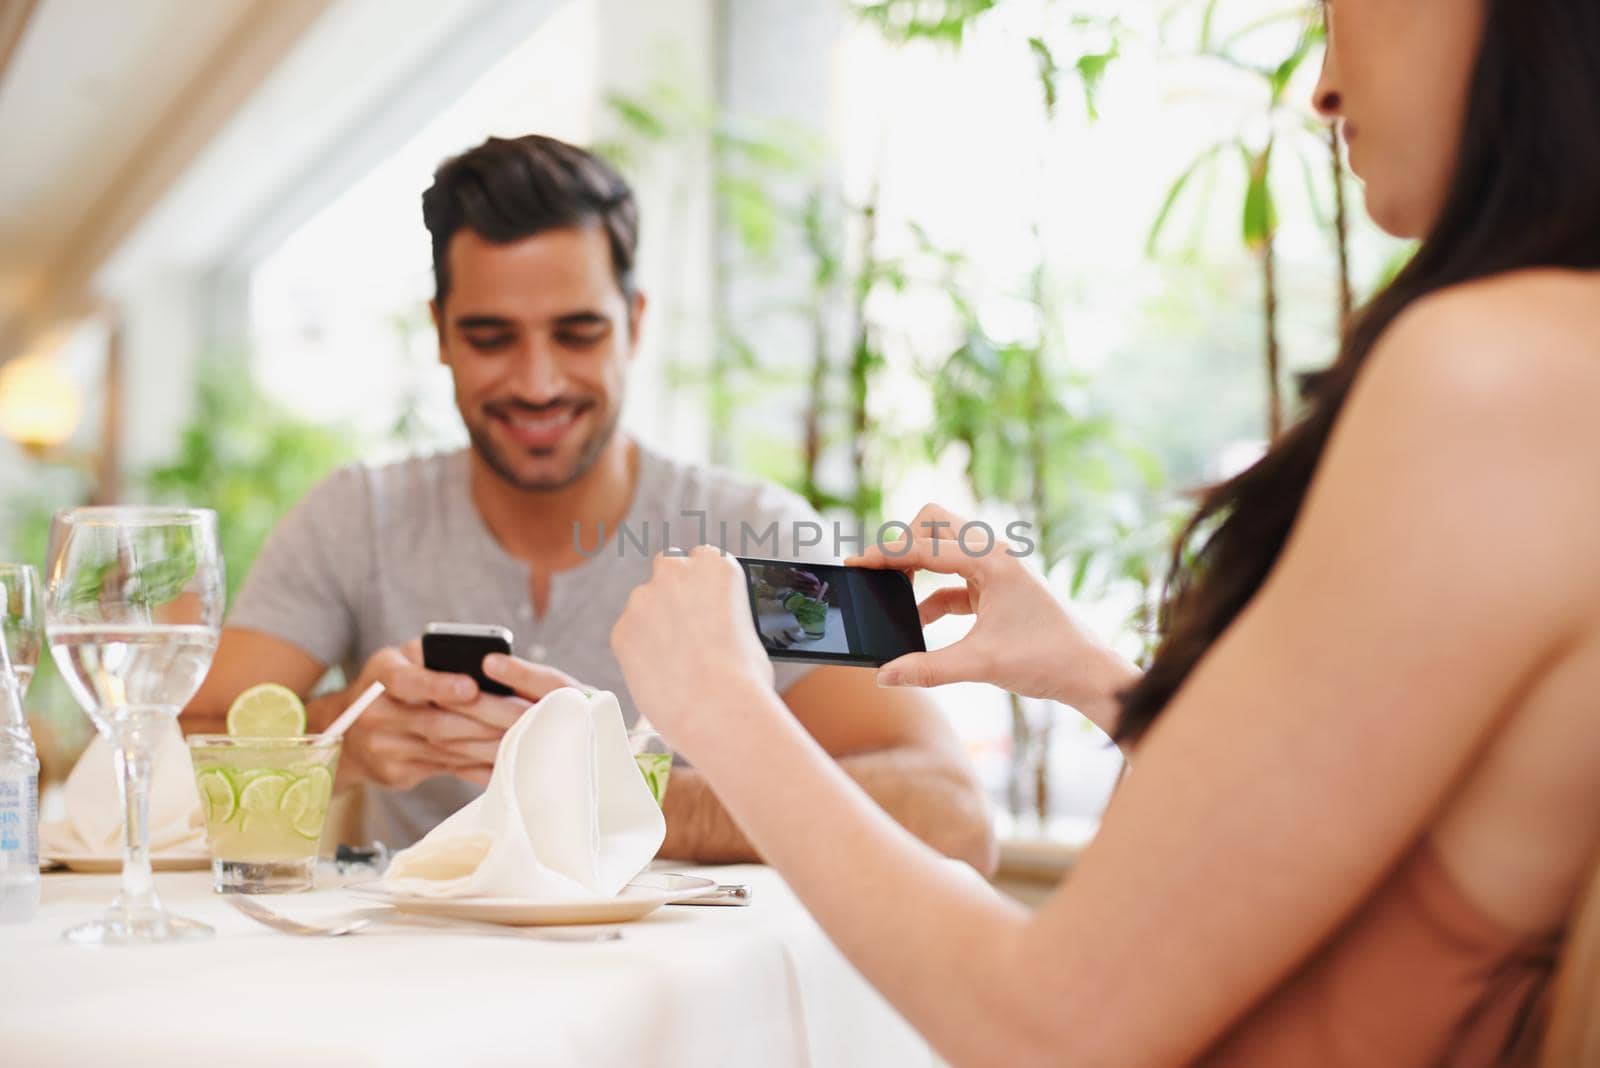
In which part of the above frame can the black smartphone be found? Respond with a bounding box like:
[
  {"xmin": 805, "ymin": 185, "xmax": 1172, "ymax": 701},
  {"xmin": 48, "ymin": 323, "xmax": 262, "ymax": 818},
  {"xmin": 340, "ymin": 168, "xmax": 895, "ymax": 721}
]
[
  {"xmin": 421, "ymin": 623, "xmax": 514, "ymax": 696},
  {"xmin": 736, "ymin": 557, "xmax": 925, "ymax": 668}
]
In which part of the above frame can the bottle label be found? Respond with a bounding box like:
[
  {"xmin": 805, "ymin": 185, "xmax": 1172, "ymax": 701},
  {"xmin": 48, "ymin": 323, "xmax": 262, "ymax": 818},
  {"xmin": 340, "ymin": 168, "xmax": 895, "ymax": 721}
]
[{"xmin": 0, "ymin": 775, "xmax": 38, "ymax": 869}]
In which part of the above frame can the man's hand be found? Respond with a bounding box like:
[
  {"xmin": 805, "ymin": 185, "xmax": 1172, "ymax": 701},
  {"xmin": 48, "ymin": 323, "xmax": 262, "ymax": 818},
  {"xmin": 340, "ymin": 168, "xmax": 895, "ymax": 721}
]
[
  {"xmin": 330, "ymin": 643, "xmax": 587, "ymax": 791},
  {"xmin": 426, "ymin": 654, "xmax": 585, "ymax": 779},
  {"xmin": 480, "ymin": 654, "xmax": 583, "ymax": 705},
  {"xmin": 331, "ymin": 640, "xmax": 513, "ymax": 790}
]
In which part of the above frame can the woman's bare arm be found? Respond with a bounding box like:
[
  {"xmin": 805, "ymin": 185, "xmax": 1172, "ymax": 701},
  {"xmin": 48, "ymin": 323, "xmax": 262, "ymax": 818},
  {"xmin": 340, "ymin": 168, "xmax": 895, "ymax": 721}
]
[{"xmin": 613, "ymin": 279, "xmax": 1600, "ymax": 1066}]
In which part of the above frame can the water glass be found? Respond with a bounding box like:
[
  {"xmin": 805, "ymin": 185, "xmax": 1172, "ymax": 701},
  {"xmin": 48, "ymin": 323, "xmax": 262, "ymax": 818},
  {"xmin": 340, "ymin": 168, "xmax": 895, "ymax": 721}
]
[
  {"xmin": 0, "ymin": 564, "xmax": 41, "ymax": 696},
  {"xmin": 45, "ymin": 507, "xmax": 224, "ymax": 946}
]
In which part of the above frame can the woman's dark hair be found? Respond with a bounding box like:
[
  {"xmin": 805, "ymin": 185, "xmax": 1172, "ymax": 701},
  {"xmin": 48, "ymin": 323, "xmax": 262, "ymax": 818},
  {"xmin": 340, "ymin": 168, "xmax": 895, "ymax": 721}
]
[
  {"xmin": 1117, "ymin": 0, "xmax": 1600, "ymax": 742},
  {"xmin": 421, "ymin": 134, "xmax": 639, "ymax": 305}
]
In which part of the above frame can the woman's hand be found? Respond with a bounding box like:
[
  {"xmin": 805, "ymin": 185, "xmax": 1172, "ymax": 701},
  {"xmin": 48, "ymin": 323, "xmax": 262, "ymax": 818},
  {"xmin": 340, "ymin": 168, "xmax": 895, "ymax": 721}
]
[
  {"xmin": 610, "ymin": 546, "xmax": 778, "ymax": 758},
  {"xmin": 849, "ymin": 504, "xmax": 1140, "ymax": 735}
]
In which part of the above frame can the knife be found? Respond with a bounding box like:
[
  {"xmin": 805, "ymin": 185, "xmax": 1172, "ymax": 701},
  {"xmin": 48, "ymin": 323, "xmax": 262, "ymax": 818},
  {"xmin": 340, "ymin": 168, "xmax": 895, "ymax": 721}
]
[{"xmin": 669, "ymin": 883, "xmax": 753, "ymax": 906}]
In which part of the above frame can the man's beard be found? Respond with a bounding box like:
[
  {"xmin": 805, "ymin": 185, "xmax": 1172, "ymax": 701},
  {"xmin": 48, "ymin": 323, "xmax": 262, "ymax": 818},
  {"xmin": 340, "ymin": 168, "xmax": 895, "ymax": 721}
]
[{"xmin": 468, "ymin": 406, "xmax": 621, "ymax": 493}]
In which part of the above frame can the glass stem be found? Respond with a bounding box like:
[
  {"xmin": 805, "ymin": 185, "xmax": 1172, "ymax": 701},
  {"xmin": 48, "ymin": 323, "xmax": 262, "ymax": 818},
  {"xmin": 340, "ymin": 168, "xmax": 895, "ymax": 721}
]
[{"xmin": 112, "ymin": 712, "xmax": 162, "ymax": 915}]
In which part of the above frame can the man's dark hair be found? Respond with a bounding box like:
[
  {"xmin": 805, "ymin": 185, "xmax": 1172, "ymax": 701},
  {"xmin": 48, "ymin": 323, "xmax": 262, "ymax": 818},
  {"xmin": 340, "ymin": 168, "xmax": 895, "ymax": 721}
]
[{"xmin": 421, "ymin": 134, "xmax": 639, "ymax": 305}]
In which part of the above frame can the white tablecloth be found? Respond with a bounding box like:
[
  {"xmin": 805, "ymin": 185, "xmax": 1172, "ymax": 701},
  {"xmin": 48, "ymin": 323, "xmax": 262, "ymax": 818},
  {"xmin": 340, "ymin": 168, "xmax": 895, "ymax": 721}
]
[{"xmin": 0, "ymin": 864, "xmax": 931, "ymax": 1067}]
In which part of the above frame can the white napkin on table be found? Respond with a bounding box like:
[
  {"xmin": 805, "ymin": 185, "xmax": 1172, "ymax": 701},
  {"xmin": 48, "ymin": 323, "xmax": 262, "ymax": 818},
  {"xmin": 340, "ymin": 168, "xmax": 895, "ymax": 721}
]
[
  {"xmin": 381, "ymin": 687, "xmax": 665, "ymax": 900},
  {"xmin": 40, "ymin": 720, "xmax": 205, "ymax": 855}
]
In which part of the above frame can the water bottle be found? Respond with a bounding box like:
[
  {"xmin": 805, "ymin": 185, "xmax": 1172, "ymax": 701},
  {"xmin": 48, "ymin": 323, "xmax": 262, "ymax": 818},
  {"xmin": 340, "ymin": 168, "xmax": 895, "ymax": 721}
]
[{"xmin": 0, "ymin": 639, "xmax": 39, "ymax": 924}]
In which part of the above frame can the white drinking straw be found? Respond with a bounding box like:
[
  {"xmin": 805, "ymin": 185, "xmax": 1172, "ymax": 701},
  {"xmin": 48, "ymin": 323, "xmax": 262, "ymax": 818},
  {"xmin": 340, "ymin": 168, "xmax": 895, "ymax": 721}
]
[{"xmin": 319, "ymin": 682, "xmax": 385, "ymax": 742}]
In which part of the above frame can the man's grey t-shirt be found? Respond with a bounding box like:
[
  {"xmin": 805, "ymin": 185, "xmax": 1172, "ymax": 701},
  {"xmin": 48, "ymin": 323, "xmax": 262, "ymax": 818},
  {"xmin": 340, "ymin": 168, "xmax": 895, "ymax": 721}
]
[{"xmin": 229, "ymin": 445, "xmax": 823, "ymax": 847}]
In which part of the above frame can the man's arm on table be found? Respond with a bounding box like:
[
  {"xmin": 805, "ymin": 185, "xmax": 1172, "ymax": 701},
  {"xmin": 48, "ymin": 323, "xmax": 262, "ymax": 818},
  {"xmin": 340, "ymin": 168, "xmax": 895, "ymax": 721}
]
[
  {"xmin": 192, "ymin": 631, "xmax": 998, "ymax": 870},
  {"xmin": 658, "ymin": 665, "xmax": 998, "ymax": 874}
]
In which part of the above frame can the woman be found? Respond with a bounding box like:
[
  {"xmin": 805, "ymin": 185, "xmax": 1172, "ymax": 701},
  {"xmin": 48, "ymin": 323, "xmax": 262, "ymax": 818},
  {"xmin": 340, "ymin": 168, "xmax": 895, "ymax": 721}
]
[{"xmin": 609, "ymin": 1, "xmax": 1600, "ymax": 1063}]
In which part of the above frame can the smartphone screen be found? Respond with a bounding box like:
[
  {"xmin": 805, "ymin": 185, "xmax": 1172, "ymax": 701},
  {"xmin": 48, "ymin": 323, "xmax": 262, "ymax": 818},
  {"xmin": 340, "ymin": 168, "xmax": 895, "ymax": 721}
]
[
  {"xmin": 736, "ymin": 558, "xmax": 925, "ymax": 667},
  {"xmin": 421, "ymin": 623, "xmax": 515, "ymax": 696}
]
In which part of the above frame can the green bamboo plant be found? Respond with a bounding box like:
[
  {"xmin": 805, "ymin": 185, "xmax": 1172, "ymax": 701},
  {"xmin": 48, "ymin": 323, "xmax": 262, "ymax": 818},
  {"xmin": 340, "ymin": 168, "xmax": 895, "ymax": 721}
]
[
  {"xmin": 853, "ymin": 0, "xmax": 998, "ymax": 45},
  {"xmin": 851, "ymin": 0, "xmax": 1152, "ymax": 821},
  {"xmin": 143, "ymin": 361, "xmax": 355, "ymax": 605},
  {"xmin": 798, "ymin": 186, "xmax": 842, "ymax": 510},
  {"xmin": 599, "ymin": 89, "xmax": 827, "ymax": 475},
  {"xmin": 914, "ymin": 214, "xmax": 1169, "ymax": 818},
  {"xmin": 594, "ymin": 0, "xmax": 1361, "ymax": 828},
  {"xmin": 1147, "ymin": 4, "xmax": 1332, "ymax": 439}
]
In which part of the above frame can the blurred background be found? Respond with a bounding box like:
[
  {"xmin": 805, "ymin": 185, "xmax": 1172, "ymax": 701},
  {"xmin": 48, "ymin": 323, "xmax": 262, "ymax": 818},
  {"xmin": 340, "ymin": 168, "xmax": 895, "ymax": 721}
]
[{"xmin": 0, "ymin": 0, "xmax": 1405, "ymax": 861}]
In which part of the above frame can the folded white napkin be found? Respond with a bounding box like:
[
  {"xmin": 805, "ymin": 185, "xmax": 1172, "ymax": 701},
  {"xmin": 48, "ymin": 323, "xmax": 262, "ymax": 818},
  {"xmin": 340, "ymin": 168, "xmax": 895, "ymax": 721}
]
[
  {"xmin": 382, "ymin": 688, "xmax": 665, "ymax": 900},
  {"xmin": 40, "ymin": 720, "xmax": 205, "ymax": 855}
]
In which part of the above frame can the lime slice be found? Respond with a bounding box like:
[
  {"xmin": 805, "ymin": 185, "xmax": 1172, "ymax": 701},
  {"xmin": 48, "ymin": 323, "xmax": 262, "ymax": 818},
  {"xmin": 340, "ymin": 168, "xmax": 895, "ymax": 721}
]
[
  {"xmin": 237, "ymin": 771, "xmax": 293, "ymax": 829},
  {"xmin": 227, "ymin": 683, "xmax": 306, "ymax": 737},
  {"xmin": 634, "ymin": 753, "xmax": 671, "ymax": 806},
  {"xmin": 281, "ymin": 767, "xmax": 334, "ymax": 839},
  {"xmin": 195, "ymin": 768, "xmax": 237, "ymax": 824}
]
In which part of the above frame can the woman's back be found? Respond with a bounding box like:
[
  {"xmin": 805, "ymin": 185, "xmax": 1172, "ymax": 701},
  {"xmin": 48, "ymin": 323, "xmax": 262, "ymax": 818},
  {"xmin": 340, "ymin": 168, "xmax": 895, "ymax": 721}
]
[
  {"xmin": 1193, "ymin": 271, "xmax": 1600, "ymax": 1065},
  {"xmin": 1415, "ymin": 272, "xmax": 1600, "ymax": 943},
  {"xmin": 1191, "ymin": 269, "xmax": 1600, "ymax": 1064}
]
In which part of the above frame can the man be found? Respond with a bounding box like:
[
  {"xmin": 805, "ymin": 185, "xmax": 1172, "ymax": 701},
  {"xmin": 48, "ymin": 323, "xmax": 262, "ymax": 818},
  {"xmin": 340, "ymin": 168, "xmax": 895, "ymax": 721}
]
[{"xmin": 185, "ymin": 134, "xmax": 996, "ymax": 870}]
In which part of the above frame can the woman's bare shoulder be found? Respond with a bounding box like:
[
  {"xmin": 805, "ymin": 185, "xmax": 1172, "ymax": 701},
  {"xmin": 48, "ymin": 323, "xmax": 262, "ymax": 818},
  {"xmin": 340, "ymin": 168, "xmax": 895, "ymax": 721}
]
[
  {"xmin": 1383, "ymin": 269, "xmax": 1600, "ymax": 374},
  {"xmin": 1356, "ymin": 269, "xmax": 1600, "ymax": 427},
  {"xmin": 1314, "ymin": 269, "xmax": 1600, "ymax": 629}
]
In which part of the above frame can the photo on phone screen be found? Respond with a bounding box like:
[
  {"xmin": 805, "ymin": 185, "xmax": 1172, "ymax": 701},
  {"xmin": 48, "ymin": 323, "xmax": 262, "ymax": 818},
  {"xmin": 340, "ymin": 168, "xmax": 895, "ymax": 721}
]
[{"xmin": 736, "ymin": 558, "xmax": 925, "ymax": 667}]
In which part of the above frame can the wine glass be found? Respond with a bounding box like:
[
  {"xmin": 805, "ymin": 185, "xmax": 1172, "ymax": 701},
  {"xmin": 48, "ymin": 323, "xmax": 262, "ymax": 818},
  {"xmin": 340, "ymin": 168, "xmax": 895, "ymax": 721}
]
[
  {"xmin": 0, "ymin": 564, "xmax": 41, "ymax": 695},
  {"xmin": 45, "ymin": 508, "xmax": 224, "ymax": 945}
]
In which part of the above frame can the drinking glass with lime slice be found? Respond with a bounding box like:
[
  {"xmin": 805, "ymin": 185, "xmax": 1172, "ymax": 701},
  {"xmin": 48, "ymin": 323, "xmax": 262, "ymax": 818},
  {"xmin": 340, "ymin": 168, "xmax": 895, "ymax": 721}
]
[
  {"xmin": 784, "ymin": 594, "xmax": 830, "ymax": 639},
  {"xmin": 187, "ymin": 683, "xmax": 339, "ymax": 893},
  {"xmin": 628, "ymin": 728, "xmax": 672, "ymax": 806}
]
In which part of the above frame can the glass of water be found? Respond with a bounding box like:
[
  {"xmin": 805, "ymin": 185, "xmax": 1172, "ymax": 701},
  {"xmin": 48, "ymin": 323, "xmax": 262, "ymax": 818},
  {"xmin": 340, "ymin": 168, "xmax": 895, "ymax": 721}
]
[
  {"xmin": 0, "ymin": 564, "xmax": 42, "ymax": 696},
  {"xmin": 45, "ymin": 508, "xmax": 224, "ymax": 945}
]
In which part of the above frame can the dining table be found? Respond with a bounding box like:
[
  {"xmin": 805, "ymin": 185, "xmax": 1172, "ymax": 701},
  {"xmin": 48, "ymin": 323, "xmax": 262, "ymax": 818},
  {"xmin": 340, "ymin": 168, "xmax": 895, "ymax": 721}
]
[{"xmin": 0, "ymin": 862, "xmax": 934, "ymax": 1066}]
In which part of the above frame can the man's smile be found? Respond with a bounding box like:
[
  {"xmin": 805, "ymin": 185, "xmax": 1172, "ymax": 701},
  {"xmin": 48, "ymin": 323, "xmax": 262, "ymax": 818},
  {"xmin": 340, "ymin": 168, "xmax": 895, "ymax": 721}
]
[{"xmin": 488, "ymin": 402, "xmax": 589, "ymax": 451}]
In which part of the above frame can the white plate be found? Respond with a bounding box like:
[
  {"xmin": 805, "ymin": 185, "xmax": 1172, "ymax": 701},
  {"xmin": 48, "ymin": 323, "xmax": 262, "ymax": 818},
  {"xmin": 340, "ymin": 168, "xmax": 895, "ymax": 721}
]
[
  {"xmin": 348, "ymin": 871, "xmax": 718, "ymax": 926},
  {"xmin": 41, "ymin": 850, "xmax": 212, "ymax": 873},
  {"xmin": 39, "ymin": 821, "xmax": 212, "ymax": 872}
]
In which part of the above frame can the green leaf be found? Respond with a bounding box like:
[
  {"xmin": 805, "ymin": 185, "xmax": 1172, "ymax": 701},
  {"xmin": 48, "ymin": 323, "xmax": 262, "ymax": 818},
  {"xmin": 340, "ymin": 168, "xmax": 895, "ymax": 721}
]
[
  {"xmin": 1069, "ymin": 552, "xmax": 1094, "ymax": 598},
  {"xmin": 63, "ymin": 558, "xmax": 115, "ymax": 611},
  {"xmin": 1074, "ymin": 42, "xmax": 1119, "ymax": 122},
  {"xmin": 1028, "ymin": 37, "xmax": 1059, "ymax": 116},
  {"xmin": 128, "ymin": 544, "xmax": 198, "ymax": 608},
  {"xmin": 1198, "ymin": 0, "xmax": 1222, "ymax": 50},
  {"xmin": 1268, "ymin": 39, "xmax": 1314, "ymax": 103},
  {"xmin": 1146, "ymin": 142, "xmax": 1225, "ymax": 257},
  {"xmin": 853, "ymin": 0, "xmax": 996, "ymax": 46},
  {"xmin": 604, "ymin": 93, "xmax": 671, "ymax": 142},
  {"xmin": 1242, "ymin": 145, "xmax": 1276, "ymax": 249},
  {"xmin": 718, "ymin": 329, "xmax": 762, "ymax": 372},
  {"xmin": 717, "ymin": 173, "xmax": 781, "ymax": 257}
]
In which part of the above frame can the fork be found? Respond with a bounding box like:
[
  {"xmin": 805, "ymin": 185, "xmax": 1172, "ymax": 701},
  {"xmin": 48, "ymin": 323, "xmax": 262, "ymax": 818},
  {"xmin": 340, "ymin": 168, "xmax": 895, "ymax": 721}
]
[{"xmin": 225, "ymin": 895, "xmax": 622, "ymax": 941}]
